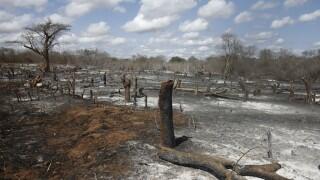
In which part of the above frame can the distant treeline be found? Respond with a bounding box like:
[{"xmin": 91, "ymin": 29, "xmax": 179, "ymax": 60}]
[{"xmin": 1, "ymin": 47, "xmax": 320, "ymax": 82}]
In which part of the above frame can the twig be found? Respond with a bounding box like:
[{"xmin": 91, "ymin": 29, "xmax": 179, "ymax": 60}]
[
  {"xmin": 47, "ymin": 161, "xmax": 52, "ymax": 172},
  {"xmin": 233, "ymin": 146, "xmax": 261, "ymax": 171}
]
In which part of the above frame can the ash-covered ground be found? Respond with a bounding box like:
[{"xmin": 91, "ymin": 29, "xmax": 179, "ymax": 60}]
[{"xmin": 1, "ymin": 64, "xmax": 320, "ymax": 180}]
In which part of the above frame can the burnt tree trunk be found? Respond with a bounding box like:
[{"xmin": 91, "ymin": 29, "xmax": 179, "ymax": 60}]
[
  {"xmin": 302, "ymin": 78, "xmax": 313, "ymax": 104},
  {"xmin": 122, "ymin": 74, "xmax": 131, "ymax": 102},
  {"xmin": 134, "ymin": 77, "xmax": 138, "ymax": 105},
  {"xmin": 72, "ymin": 72, "xmax": 75, "ymax": 96},
  {"xmin": 159, "ymin": 80, "xmax": 175, "ymax": 148},
  {"xmin": 239, "ymin": 79, "xmax": 248, "ymax": 101}
]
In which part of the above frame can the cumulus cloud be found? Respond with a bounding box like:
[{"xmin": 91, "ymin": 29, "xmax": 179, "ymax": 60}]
[
  {"xmin": 182, "ymin": 32, "xmax": 199, "ymax": 39},
  {"xmin": 0, "ymin": 10, "xmax": 14, "ymax": 22},
  {"xmin": 123, "ymin": 0, "xmax": 197, "ymax": 32},
  {"xmin": 46, "ymin": 13, "xmax": 73, "ymax": 24},
  {"xmin": 179, "ymin": 18, "xmax": 208, "ymax": 32},
  {"xmin": 275, "ymin": 38, "xmax": 284, "ymax": 44},
  {"xmin": 246, "ymin": 31, "xmax": 276, "ymax": 43},
  {"xmin": 299, "ymin": 9, "xmax": 320, "ymax": 22},
  {"xmin": 0, "ymin": 0, "xmax": 47, "ymax": 9},
  {"xmin": 251, "ymin": 0, "xmax": 277, "ymax": 10},
  {"xmin": 234, "ymin": 11, "xmax": 253, "ymax": 24},
  {"xmin": 198, "ymin": 46, "xmax": 209, "ymax": 51},
  {"xmin": 58, "ymin": 21, "xmax": 126, "ymax": 47},
  {"xmin": 64, "ymin": 0, "xmax": 129, "ymax": 17},
  {"xmin": 198, "ymin": 0, "xmax": 235, "ymax": 19},
  {"xmin": 0, "ymin": 13, "xmax": 32, "ymax": 33},
  {"xmin": 284, "ymin": 0, "xmax": 308, "ymax": 8},
  {"xmin": 113, "ymin": 6, "xmax": 126, "ymax": 13},
  {"xmin": 85, "ymin": 21, "xmax": 110, "ymax": 37},
  {"xmin": 314, "ymin": 41, "xmax": 320, "ymax": 47},
  {"xmin": 271, "ymin": 16, "xmax": 294, "ymax": 28}
]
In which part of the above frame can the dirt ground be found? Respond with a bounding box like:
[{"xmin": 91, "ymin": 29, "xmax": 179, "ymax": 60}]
[{"xmin": 0, "ymin": 81, "xmax": 187, "ymax": 179}]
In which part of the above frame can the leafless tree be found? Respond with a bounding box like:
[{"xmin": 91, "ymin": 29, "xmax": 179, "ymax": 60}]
[
  {"xmin": 15, "ymin": 19, "xmax": 70, "ymax": 72},
  {"xmin": 220, "ymin": 33, "xmax": 241, "ymax": 82}
]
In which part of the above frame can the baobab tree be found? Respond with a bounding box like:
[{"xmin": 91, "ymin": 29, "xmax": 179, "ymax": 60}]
[{"xmin": 17, "ymin": 19, "xmax": 70, "ymax": 72}]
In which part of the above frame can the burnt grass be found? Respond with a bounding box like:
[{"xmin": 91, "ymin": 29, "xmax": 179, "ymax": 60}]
[{"xmin": 0, "ymin": 80, "xmax": 187, "ymax": 179}]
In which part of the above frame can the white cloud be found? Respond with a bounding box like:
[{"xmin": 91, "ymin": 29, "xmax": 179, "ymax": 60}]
[
  {"xmin": 182, "ymin": 32, "xmax": 199, "ymax": 39},
  {"xmin": 251, "ymin": 0, "xmax": 277, "ymax": 10},
  {"xmin": 46, "ymin": 13, "xmax": 73, "ymax": 24},
  {"xmin": 299, "ymin": 9, "xmax": 320, "ymax": 22},
  {"xmin": 284, "ymin": 0, "xmax": 308, "ymax": 8},
  {"xmin": 271, "ymin": 16, "xmax": 294, "ymax": 28},
  {"xmin": 57, "ymin": 21, "xmax": 125, "ymax": 47},
  {"xmin": 113, "ymin": 6, "xmax": 126, "ymax": 13},
  {"xmin": 0, "ymin": 10, "xmax": 14, "ymax": 22},
  {"xmin": 0, "ymin": 32, "xmax": 22, "ymax": 44},
  {"xmin": 276, "ymin": 38, "xmax": 284, "ymax": 44},
  {"xmin": 0, "ymin": 14, "xmax": 32, "ymax": 33},
  {"xmin": 179, "ymin": 18, "xmax": 208, "ymax": 32},
  {"xmin": 246, "ymin": 31, "xmax": 276, "ymax": 43},
  {"xmin": 234, "ymin": 11, "xmax": 253, "ymax": 24},
  {"xmin": 198, "ymin": 0, "xmax": 235, "ymax": 19},
  {"xmin": 0, "ymin": 0, "xmax": 47, "ymax": 9},
  {"xmin": 65, "ymin": 0, "xmax": 128, "ymax": 17},
  {"xmin": 110, "ymin": 37, "xmax": 126, "ymax": 45},
  {"xmin": 198, "ymin": 46, "xmax": 209, "ymax": 51},
  {"xmin": 58, "ymin": 33, "xmax": 78, "ymax": 44},
  {"xmin": 123, "ymin": 14, "xmax": 177, "ymax": 32},
  {"xmin": 85, "ymin": 21, "xmax": 110, "ymax": 37},
  {"xmin": 314, "ymin": 41, "xmax": 320, "ymax": 47},
  {"xmin": 123, "ymin": 0, "xmax": 197, "ymax": 32}
]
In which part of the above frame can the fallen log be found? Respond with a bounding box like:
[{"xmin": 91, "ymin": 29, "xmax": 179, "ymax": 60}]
[
  {"xmin": 158, "ymin": 146, "xmax": 290, "ymax": 180},
  {"xmin": 204, "ymin": 92, "xmax": 241, "ymax": 100}
]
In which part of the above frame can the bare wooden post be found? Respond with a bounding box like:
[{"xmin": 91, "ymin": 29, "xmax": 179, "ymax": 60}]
[
  {"xmin": 122, "ymin": 74, "xmax": 131, "ymax": 102},
  {"xmin": 267, "ymin": 130, "xmax": 273, "ymax": 159},
  {"xmin": 239, "ymin": 79, "xmax": 248, "ymax": 101},
  {"xmin": 91, "ymin": 78, "xmax": 94, "ymax": 87},
  {"xmin": 103, "ymin": 72, "xmax": 107, "ymax": 86},
  {"xmin": 27, "ymin": 90, "xmax": 33, "ymax": 101},
  {"xmin": 194, "ymin": 74, "xmax": 199, "ymax": 95},
  {"xmin": 302, "ymin": 78, "xmax": 313, "ymax": 104},
  {"xmin": 144, "ymin": 95, "xmax": 148, "ymax": 108},
  {"xmin": 72, "ymin": 72, "xmax": 75, "ymax": 96},
  {"xmin": 81, "ymin": 89, "xmax": 85, "ymax": 99},
  {"xmin": 134, "ymin": 77, "xmax": 137, "ymax": 106},
  {"xmin": 53, "ymin": 70, "xmax": 57, "ymax": 81},
  {"xmin": 90, "ymin": 89, "xmax": 93, "ymax": 100},
  {"xmin": 159, "ymin": 80, "xmax": 175, "ymax": 148}
]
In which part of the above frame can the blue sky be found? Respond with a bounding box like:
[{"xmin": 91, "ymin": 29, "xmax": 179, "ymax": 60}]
[{"xmin": 0, "ymin": 0, "xmax": 320, "ymax": 58}]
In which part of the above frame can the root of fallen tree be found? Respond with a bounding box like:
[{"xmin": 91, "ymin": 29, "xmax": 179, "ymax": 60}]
[{"xmin": 158, "ymin": 146, "xmax": 290, "ymax": 180}]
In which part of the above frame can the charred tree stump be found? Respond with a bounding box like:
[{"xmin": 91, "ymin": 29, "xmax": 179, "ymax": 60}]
[
  {"xmin": 103, "ymin": 72, "xmax": 107, "ymax": 86},
  {"xmin": 91, "ymin": 78, "xmax": 94, "ymax": 87},
  {"xmin": 134, "ymin": 77, "xmax": 138, "ymax": 106},
  {"xmin": 121, "ymin": 74, "xmax": 131, "ymax": 102},
  {"xmin": 145, "ymin": 95, "xmax": 148, "ymax": 108},
  {"xmin": 239, "ymin": 79, "xmax": 248, "ymax": 101},
  {"xmin": 90, "ymin": 89, "xmax": 93, "ymax": 100},
  {"xmin": 72, "ymin": 72, "xmax": 76, "ymax": 96},
  {"xmin": 267, "ymin": 130, "xmax": 273, "ymax": 159},
  {"xmin": 159, "ymin": 80, "xmax": 175, "ymax": 148},
  {"xmin": 302, "ymin": 78, "xmax": 313, "ymax": 104}
]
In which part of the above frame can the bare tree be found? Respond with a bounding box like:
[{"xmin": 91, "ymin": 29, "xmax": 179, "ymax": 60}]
[
  {"xmin": 17, "ymin": 19, "xmax": 70, "ymax": 72},
  {"xmin": 220, "ymin": 33, "xmax": 241, "ymax": 82}
]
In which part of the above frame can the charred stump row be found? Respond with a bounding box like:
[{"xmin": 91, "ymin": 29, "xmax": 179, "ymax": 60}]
[{"xmin": 159, "ymin": 80, "xmax": 176, "ymax": 148}]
